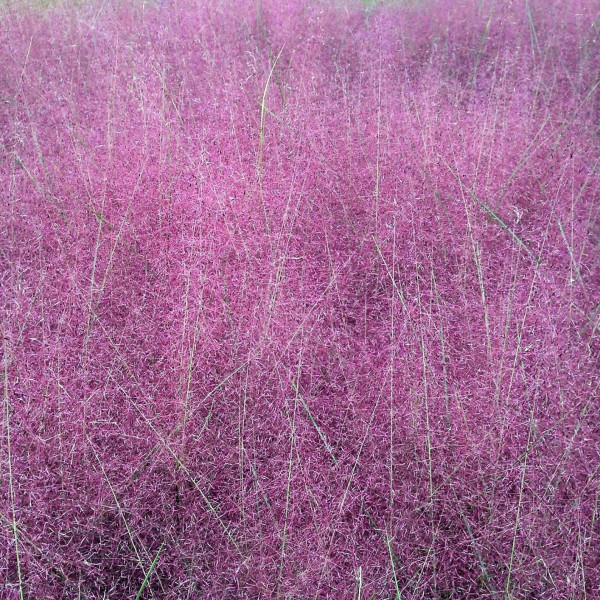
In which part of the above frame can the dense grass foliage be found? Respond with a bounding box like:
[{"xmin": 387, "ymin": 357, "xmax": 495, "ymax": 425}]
[{"xmin": 1, "ymin": 0, "xmax": 599, "ymax": 597}]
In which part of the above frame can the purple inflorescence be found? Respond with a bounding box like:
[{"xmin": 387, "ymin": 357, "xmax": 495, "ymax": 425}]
[{"xmin": 0, "ymin": 0, "xmax": 599, "ymax": 598}]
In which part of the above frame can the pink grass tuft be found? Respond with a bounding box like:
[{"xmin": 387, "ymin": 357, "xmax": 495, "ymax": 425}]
[{"xmin": 1, "ymin": 0, "xmax": 599, "ymax": 597}]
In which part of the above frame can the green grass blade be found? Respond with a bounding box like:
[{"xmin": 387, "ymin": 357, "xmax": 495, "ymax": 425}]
[{"xmin": 134, "ymin": 540, "xmax": 165, "ymax": 600}]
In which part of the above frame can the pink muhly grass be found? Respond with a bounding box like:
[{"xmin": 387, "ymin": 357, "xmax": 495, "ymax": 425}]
[{"xmin": 0, "ymin": 0, "xmax": 599, "ymax": 598}]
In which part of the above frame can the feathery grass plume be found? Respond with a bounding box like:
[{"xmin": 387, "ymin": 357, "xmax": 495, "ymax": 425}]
[{"xmin": 0, "ymin": 0, "xmax": 599, "ymax": 597}]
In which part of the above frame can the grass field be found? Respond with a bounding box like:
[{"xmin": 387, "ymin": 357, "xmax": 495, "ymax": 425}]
[{"xmin": 1, "ymin": 0, "xmax": 599, "ymax": 598}]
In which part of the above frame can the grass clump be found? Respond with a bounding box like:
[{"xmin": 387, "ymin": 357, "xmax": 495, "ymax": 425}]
[{"xmin": 1, "ymin": 0, "xmax": 599, "ymax": 597}]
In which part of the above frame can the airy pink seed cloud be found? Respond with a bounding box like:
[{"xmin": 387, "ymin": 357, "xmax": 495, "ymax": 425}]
[{"xmin": 0, "ymin": 0, "xmax": 598, "ymax": 598}]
